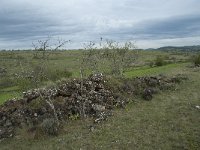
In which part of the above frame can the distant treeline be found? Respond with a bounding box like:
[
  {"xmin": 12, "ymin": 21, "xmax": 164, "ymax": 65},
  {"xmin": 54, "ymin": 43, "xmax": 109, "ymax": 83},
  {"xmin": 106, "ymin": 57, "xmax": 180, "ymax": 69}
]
[{"xmin": 147, "ymin": 45, "xmax": 200, "ymax": 52}]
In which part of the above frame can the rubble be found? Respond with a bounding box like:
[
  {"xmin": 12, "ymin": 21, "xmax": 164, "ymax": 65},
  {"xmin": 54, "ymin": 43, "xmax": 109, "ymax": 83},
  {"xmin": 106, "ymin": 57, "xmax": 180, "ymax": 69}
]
[
  {"xmin": 119, "ymin": 74, "xmax": 188, "ymax": 100},
  {"xmin": 0, "ymin": 73, "xmax": 188, "ymax": 139}
]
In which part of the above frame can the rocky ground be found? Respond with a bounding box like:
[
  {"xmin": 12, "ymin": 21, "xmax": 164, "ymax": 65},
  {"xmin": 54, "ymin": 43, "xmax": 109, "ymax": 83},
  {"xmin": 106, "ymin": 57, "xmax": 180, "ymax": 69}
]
[{"xmin": 0, "ymin": 73, "xmax": 188, "ymax": 140}]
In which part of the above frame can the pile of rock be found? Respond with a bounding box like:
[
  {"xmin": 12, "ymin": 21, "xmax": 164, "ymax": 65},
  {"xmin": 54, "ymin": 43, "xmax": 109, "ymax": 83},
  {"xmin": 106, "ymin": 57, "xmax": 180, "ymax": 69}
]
[
  {"xmin": 0, "ymin": 73, "xmax": 188, "ymax": 139},
  {"xmin": 120, "ymin": 74, "xmax": 188, "ymax": 100},
  {"xmin": 0, "ymin": 74, "xmax": 120, "ymax": 139}
]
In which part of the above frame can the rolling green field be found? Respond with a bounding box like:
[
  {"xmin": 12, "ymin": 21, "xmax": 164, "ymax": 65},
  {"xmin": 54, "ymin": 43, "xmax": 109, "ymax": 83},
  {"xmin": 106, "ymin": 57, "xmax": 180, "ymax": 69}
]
[
  {"xmin": 0, "ymin": 50, "xmax": 199, "ymax": 150},
  {"xmin": 0, "ymin": 50, "xmax": 191, "ymax": 103},
  {"xmin": 0, "ymin": 50, "xmax": 83, "ymax": 104},
  {"xmin": 124, "ymin": 62, "xmax": 188, "ymax": 78}
]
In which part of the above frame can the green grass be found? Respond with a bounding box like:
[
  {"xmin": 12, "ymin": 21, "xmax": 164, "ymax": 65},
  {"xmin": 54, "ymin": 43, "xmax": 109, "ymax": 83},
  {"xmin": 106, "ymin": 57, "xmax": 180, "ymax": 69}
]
[
  {"xmin": 0, "ymin": 63, "xmax": 199, "ymax": 149},
  {"xmin": 0, "ymin": 86, "xmax": 21, "ymax": 104},
  {"xmin": 0, "ymin": 50, "xmax": 190, "ymax": 100},
  {"xmin": 0, "ymin": 49, "xmax": 198, "ymax": 149},
  {"xmin": 124, "ymin": 62, "xmax": 188, "ymax": 78},
  {"xmin": 0, "ymin": 86, "xmax": 19, "ymax": 92},
  {"xmin": 0, "ymin": 50, "xmax": 84, "ymax": 104},
  {"xmin": 0, "ymin": 92, "xmax": 21, "ymax": 105}
]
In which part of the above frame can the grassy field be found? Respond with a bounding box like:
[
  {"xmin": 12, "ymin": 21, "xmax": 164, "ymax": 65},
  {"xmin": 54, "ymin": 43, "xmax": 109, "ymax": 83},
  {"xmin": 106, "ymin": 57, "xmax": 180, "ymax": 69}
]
[
  {"xmin": 0, "ymin": 50, "xmax": 83, "ymax": 103},
  {"xmin": 124, "ymin": 62, "xmax": 189, "ymax": 78},
  {"xmin": 0, "ymin": 50, "xmax": 191, "ymax": 103},
  {"xmin": 0, "ymin": 61, "xmax": 199, "ymax": 150}
]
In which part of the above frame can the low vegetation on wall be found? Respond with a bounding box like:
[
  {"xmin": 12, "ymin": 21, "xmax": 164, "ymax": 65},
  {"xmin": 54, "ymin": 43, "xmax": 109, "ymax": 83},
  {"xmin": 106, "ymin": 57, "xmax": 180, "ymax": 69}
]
[{"xmin": 0, "ymin": 73, "xmax": 188, "ymax": 139}]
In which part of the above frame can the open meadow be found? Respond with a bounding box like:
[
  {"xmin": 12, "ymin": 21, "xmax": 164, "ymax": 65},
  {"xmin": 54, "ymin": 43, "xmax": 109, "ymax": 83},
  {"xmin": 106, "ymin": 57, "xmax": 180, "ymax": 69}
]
[
  {"xmin": 1, "ymin": 0, "xmax": 200, "ymax": 149},
  {"xmin": 0, "ymin": 49, "xmax": 199, "ymax": 150},
  {"xmin": 0, "ymin": 49, "xmax": 191, "ymax": 103}
]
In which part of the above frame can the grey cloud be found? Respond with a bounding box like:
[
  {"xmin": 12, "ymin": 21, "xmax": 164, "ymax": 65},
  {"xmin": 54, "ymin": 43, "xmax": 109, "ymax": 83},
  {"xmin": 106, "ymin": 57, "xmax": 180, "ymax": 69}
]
[
  {"xmin": 104, "ymin": 14, "xmax": 200, "ymax": 41},
  {"xmin": 0, "ymin": 0, "xmax": 200, "ymax": 49},
  {"xmin": 0, "ymin": 13, "xmax": 88, "ymax": 43},
  {"xmin": 138, "ymin": 15, "xmax": 200, "ymax": 39}
]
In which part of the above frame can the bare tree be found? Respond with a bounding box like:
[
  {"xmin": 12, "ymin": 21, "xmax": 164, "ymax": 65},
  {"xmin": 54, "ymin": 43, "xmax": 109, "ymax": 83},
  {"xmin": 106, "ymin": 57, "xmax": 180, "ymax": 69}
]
[
  {"xmin": 81, "ymin": 38, "xmax": 136, "ymax": 76},
  {"xmin": 32, "ymin": 36, "xmax": 70, "ymax": 59}
]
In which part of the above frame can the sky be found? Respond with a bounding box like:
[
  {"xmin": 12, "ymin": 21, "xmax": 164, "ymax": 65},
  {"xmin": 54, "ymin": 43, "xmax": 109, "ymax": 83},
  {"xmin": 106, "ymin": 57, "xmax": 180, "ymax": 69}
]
[{"xmin": 0, "ymin": 0, "xmax": 200, "ymax": 49}]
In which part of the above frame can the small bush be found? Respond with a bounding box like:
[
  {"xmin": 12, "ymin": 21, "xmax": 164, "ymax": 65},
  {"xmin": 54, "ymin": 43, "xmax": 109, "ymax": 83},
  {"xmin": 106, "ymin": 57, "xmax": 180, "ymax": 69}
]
[
  {"xmin": 149, "ymin": 61, "xmax": 154, "ymax": 67},
  {"xmin": 48, "ymin": 69, "xmax": 72, "ymax": 81},
  {"xmin": 193, "ymin": 54, "xmax": 200, "ymax": 66},
  {"xmin": 28, "ymin": 97, "xmax": 46, "ymax": 109},
  {"xmin": 0, "ymin": 77, "xmax": 14, "ymax": 88},
  {"xmin": 155, "ymin": 56, "xmax": 165, "ymax": 66},
  {"xmin": 41, "ymin": 118, "xmax": 59, "ymax": 136}
]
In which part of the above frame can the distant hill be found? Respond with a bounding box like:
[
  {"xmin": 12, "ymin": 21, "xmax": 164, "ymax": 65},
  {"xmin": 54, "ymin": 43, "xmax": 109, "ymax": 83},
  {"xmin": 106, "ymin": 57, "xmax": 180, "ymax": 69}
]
[{"xmin": 147, "ymin": 45, "xmax": 200, "ymax": 52}]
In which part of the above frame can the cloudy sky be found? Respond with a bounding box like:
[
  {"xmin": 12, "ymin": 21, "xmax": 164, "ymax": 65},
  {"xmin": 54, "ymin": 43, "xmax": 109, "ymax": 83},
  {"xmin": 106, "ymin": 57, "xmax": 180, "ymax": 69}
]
[{"xmin": 0, "ymin": 0, "xmax": 200, "ymax": 49}]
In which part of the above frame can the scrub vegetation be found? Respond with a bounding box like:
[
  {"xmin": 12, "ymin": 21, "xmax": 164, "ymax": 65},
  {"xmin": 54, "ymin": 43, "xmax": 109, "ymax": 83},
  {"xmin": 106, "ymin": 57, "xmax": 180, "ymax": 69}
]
[{"xmin": 0, "ymin": 41, "xmax": 199, "ymax": 149}]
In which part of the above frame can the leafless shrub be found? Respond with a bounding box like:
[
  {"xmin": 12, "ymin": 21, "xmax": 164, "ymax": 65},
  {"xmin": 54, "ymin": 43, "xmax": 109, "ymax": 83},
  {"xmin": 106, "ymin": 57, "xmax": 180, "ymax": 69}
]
[
  {"xmin": 81, "ymin": 38, "xmax": 137, "ymax": 76},
  {"xmin": 32, "ymin": 36, "xmax": 70, "ymax": 59},
  {"xmin": 41, "ymin": 118, "xmax": 59, "ymax": 136}
]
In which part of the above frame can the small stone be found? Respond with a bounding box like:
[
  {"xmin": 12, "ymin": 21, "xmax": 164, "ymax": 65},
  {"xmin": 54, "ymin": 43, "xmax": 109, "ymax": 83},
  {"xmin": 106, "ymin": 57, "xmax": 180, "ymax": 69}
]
[
  {"xmin": 92, "ymin": 104, "xmax": 106, "ymax": 112},
  {"xmin": 5, "ymin": 120, "xmax": 12, "ymax": 127},
  {"xmin": 195, "ymin": 105, "xmax": 200, "ymax": 109}
]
